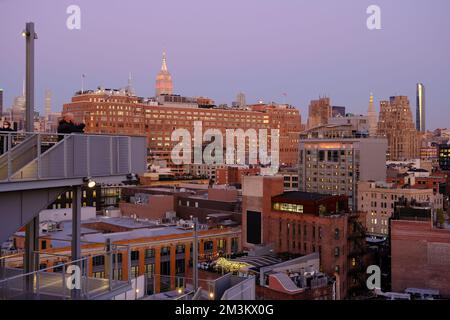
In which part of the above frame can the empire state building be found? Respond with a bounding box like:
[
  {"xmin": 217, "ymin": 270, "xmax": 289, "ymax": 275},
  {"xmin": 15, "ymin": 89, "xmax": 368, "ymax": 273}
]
[{"xmin": 155, "ymin": 51, "xmax": 173, "ymax": 96}]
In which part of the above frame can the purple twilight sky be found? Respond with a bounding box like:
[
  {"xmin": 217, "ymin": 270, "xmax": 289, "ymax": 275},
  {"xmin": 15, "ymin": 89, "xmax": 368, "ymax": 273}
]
[{"xmin": 1, "ymin": 0, "xmax": 450, "ymax": 128}]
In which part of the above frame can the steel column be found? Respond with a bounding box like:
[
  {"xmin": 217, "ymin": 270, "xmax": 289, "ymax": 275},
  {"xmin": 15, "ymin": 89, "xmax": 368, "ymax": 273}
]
[
  {"xmin": 192, "ymin": 217, "xmax": 199, "ymax": 292},
  {"xmin": 24, "ymin": 22, "xmax": 39, "ymax": 292}
]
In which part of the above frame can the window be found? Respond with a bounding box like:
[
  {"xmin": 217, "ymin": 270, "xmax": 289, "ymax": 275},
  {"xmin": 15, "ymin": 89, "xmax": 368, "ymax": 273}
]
[
  {"xmin": 175, "ymin": 258, "xmax": 185, "ymax": 274},
  {"xmin": 92, "ymin": 255, "xmax": 105, "ymax": 267},
  {"xmin": 334, "ymin": 228, "xmax": 340, "ymax": 240},
  {"xmin": 231, "ymin": 238, "xmax": 239, "ymax": 253},
  {"xmin": 319, "ymin": 150, "xmax": 325, "ymax": 161},
  {"xmin": 145, "ymin": 248, "xmax": 155, "ymax": 259},
  {"xmin": 131, "ymin": 250, "xmax": 139, "ymax": 261},
  {"xmin": 334, "ymin": 247, "xmax": 340, "ymax": 257},
  {"xmin": 113, "ymin": 268, "xmax": 122, "ymax": 280},
  {"xmin": 272, "ymin": 202, "xmax": 303, "ymax": 213},
  {"xmin": 131, "ymin": 266, "xmax": 139, "ymax": 278},
  {"xmin": 176, "ymin": 244, "xmax": 185, "ymax": 254},
  {"xmin": 161, "ymin": 247, "xmax": 170, "ymax": 256},
  {"xmin": 145, "ymin": 263, "xmax": 154, "ymax": 275},
  {"xmin": 318, "ymin": 205, "xmax": 327, "ymax": 215},
  {"xmin": 204, "ymin": 241, "xmax": 213, "ymax": 251}
]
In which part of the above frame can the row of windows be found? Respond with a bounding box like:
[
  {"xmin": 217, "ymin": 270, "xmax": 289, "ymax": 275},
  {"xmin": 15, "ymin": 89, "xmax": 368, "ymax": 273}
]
[
  {"xmin": 273, "ymin": 202, "xmax": 304, "ymax": 213},
  {"xmin": 91, "ymin": 238, "xmax": 239, "ymax": 266},
  {"xmin": 278, "ymin": 219, "xmax": 341, "ymax": 240}
]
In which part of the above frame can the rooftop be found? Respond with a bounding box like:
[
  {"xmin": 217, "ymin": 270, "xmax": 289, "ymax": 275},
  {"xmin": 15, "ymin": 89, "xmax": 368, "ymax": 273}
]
[
  {"xmin": 14, "ymin": 215, "xmax": 235, "ymax": 248},
  {"xmin": 273, "ymin": 191, "xmax": 333, "ymax": 202}
]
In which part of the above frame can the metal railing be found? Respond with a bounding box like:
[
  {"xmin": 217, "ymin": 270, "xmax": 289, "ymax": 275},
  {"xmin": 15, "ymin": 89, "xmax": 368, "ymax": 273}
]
[
  {"xmin": 0, "ymin": 132, "xmax": 146, "ymax": 183},
  {"xmin": 144, "ymin": 274, "xmax": 216, "ymax": 300},
  {"xmin": 0, "ymin": 241, "xmax": 133, "ymax": 300}
]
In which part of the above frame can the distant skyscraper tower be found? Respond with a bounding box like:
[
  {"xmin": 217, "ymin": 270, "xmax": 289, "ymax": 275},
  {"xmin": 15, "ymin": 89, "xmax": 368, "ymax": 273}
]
[
  {"xmin": 236, "ymin": 92, "xmax": 246, "ymax": 108},
  {"xmin": 126, "ymin": 72, "xmax": 135, "ymax": 96},
  {"xmin": 367, "ymin": 93, "xmax": 378, "ymax": 136},
  {"xmin": 307, "ymin": 97, "xmax": 331, "ymax": 129},
  {"xmin": 10, "ymin": 81, "xmax": 26, "ymax": 128},
  {"xmin": 155, "ymin": 51, "xmax": 173, "ymax": 96},
  {"xmin": 416, "ymin": 83, "xmax": 425, "ymax": 132},
  {"xmin": 44, "ymin": 89, "xmax": 52, "ymax": 119}
]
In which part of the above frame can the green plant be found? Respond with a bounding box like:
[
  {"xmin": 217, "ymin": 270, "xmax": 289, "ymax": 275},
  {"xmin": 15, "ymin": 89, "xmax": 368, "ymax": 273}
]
[{"xmin": 436, "ymin": 208, "xmax": 445, "ymax": 226}]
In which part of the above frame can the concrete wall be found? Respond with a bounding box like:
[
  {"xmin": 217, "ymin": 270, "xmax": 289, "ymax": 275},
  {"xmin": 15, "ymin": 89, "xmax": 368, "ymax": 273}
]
[
  {"xmin": 39, "ymin": 207, "xmax": 96, "ymax": 222},
  {"xmin": 358, "ymin": 138, "xmax": 388, "ymax": 182}
]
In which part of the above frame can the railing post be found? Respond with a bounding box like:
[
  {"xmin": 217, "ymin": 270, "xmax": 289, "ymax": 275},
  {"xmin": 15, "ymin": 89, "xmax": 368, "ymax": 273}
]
[
  {"xmin": 37, "ymin": 133, "xmax": 41, "ymax": 179},
  {"xmin": 85, "ymin": 257, "xmax": 90, "ymax": 300},
  {"xmin": 63, "ymin": 137, "xmax": 68, "ymax": 178},
  {"xmin": 128, "ymin": 136, "xmax": 132, "ymax": 173},
  {"xmin": 36, "ymin": 268, "xmax": 40, "ymax": 299},
  {"xmin": 106, "ymin": 239, "xmax": 113, "ymax": 292},
  {"xmin": 110, "ymin": 136, "xmax": 114, "ymax": 175},
  {"xmin": 86, "ymin": 135, "xmax": 91, "ymax": 176},
  {"xmin": 62, "ymin": 264, "xmax": 66, "ymax": 300},
  {"xmin": 128, "ymin": 245, "xmax": 131, "ymax": 285},
  {"xmin": 7, "ymin": 134, "xmax": 12, "ymax": 181},
  {"xmin": 71, "ymin": 186, "xmax": 82, "ymax": 299}
]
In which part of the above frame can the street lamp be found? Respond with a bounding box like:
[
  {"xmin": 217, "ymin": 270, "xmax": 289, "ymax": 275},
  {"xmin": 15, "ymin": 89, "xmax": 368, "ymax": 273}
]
[{"xmin": 83, "ymin": 177, "xmax": 96, "ymax": 188}]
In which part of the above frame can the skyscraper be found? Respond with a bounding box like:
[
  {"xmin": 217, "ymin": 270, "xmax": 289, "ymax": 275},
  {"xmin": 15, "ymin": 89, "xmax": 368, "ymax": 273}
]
[
  {"xmin": 367, "ymin": 93, "xmax": 378, "ymax": 137},
  {"xmin": 378, "ymin": 96, "xmax": 420, "ymax": 160},
  {"xmin": 307, "ymin": 97, "xmax": 331, "ymax": 129},
  {"xmin": 416, "ymin": 83, "xmax": 426, "ymax": 132},
  {"xmin": 44, "ymin": 89, "xmax": 52, "ymax": 119},
  {"xmin": 155, "ymin": 51, "xmax": 173, "ymax": 96},
  {"xmin": 236, "ymin": 92, "xmax": 246, "ymax": 108}
]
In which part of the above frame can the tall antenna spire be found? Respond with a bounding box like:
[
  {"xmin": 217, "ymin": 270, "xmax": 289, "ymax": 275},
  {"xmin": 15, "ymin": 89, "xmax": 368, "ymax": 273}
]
[
  {"xmin": 161, "ymin": 51, "xmax": 168, "ymax": 72},
  {"xmin": 126, "ymin": 72, "xmax": 135, "ymax": 95}
]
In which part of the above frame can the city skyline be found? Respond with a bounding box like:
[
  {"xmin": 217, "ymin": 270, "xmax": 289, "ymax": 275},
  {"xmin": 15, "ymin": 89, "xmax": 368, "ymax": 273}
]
[
  {"xmin": 1, "ymin": 1, "xmax": 450, "ymax": 304},
  {"xmin": 1, "ymin": 0, "xmax": 450, "ymax": 128}
]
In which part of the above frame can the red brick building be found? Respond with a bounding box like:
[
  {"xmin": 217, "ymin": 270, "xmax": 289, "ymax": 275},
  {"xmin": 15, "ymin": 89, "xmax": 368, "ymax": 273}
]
[
  {"xmin": 216, "ymin": 166, "xmax": 260, "ymax": 185},
  {"xmin": 241, "ymin": 175, "xmax": 367, "ymax": 299},
  {"xmin": 391, "ymin": 219, "xmax": 450, "ymax": 298},
  {"xmin": 63, "ymin": 90, "xmax": 302, "ymax": 173}
]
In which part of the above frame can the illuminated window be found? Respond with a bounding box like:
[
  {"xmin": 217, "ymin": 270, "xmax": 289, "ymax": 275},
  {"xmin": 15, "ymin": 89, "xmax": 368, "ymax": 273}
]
[{"xmin": 272, "ymin": 202, "xmax": 304, "ymax": 213}]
